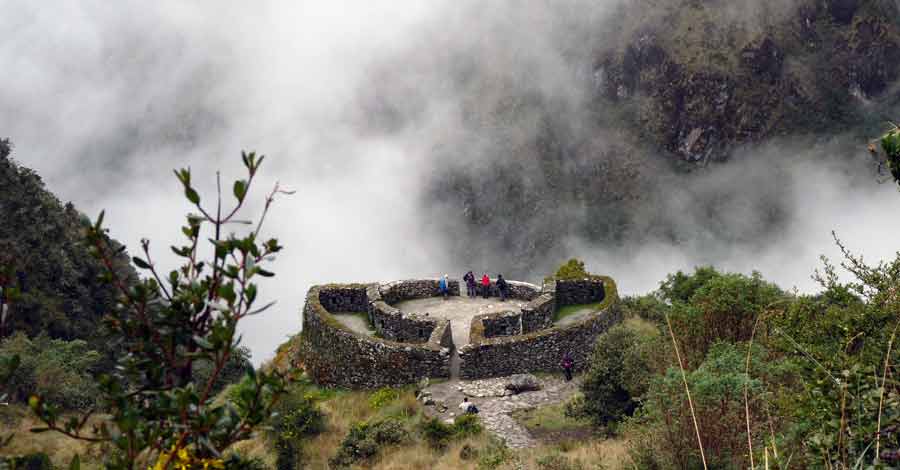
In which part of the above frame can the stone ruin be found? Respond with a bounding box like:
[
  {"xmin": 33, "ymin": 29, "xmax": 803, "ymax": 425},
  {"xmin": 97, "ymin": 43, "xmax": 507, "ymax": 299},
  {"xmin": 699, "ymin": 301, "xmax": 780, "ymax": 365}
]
[{"xmin": 297, "ymin": 276, "xmax": 622, "ymax": 388}]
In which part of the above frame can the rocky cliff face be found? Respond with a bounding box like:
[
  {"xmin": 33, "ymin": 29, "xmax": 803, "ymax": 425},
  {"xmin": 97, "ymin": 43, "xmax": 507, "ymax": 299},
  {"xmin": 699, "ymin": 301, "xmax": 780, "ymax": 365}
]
[
  {"xmin": 404, "ymin": 0, "xmax": 900, "ymax": 275},
  {"xmin": 593, "ymin": 0, "xmax": 900, "ymax": 162}
]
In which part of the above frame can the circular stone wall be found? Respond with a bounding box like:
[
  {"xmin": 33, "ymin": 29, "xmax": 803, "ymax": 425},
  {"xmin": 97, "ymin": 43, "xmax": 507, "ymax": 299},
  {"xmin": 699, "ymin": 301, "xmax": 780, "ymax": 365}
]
[
  {"xmin": 298, "ymin": 277, "xmax": 621, "ymax": 387},
  {"xmin": 458, "ymin": 277, "xmax": 620, "ymax": 380},
  {"xmin": 300, "ymin": 284, "xmax": 452, "ymax": 388}
]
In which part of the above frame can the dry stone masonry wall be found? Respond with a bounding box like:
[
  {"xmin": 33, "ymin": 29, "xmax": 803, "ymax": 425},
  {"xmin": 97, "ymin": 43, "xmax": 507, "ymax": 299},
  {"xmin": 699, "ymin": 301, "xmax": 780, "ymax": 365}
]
[
  {"xmin": 458, "ymin": 300, "xmax": 622, "ymax": 380},
  {"xmin": 521, "ymin": 293, "xmax": 555, "ymax": 333},
  {"xmin": 461, "ymin": 277, "xmax": 619, "ymax": 380},
  {"xmin": 379, "ymin": 279, "xmax": 460, "ymax": 304},
  {"xmin": 300, "ymin": 284, "xmax": 451, "ymax": 388},
  {"xmin": 555, "ymin": 278, "xmax": 606, "ymax": 307},
  {"xmin": 299, "ymin": 276, "xmax": 620, "ymax": 387},
  {"xmin": 369, "ymin": 300, "xmax": 437, "ymax": 343},
  {"xmin": 478, "ymin": 310, "xmax": 523, "ymax": 338}
]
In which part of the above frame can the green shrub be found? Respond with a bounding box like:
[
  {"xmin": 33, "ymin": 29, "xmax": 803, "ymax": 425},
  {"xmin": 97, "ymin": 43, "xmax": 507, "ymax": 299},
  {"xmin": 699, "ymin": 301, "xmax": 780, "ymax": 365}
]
[
  {"xmin": 459, "ymin": 444, "xmax": 477, "ymax": 460},
  {"xmin": 222, "ymin": 453, "xmax": 268, "ymax": 470},
  {"xmin": 420, "ymin": 417, "xmax": 455, "ymax": 449},
  {"xmin": 476, "ymin": 438, "xmax": 512, "ymax": 470},
  {"xmin": 192, "ymin": 346, "xmax": 253, "ymax": 398},
  {"xmin": 273, "ymin": 397, "xmax": 325, "ymax": 440},
  {"xmin": 330, "ymin": 417, "xmax": 408, "ymax": 467},
  {"xmin": 536, "ymin": 453, "xmax": 588, "ymax": 470},
  {"xmin": 0, "ymin": 453, "xmax": 52, "ymax": 470},
  {"xmin": 275, "ymin": 439, "xmax": 299, "ymax": 470},
  {"xmin": 0, "ymin": 332, "xmax": 100, "ymax": 410},
  {"xmin": 265, "ymin": 389, "xmax": 325, "ymax": 470},
  {"xmin": 626, "ymin": 343, "xmax": 773, "ymax": 470},
  {"xmin": 368, "ymin": 387, "xmax": 400, "ymax": 410},
  {"xmin": 420, "ymin": 414, "xmax": 483, "ymax": 449},
  {"xmin": 452, "ymin": 413, "xmax": 482, "ymax": 438},
  {"xmin": 553, "ymin": 259, "xmax": 589, "ymax": 280},
  {"xmin": 663, "ymin": 267, "xmax": 782, "ymax": 365},
  {"xmin": 577, "ymin": 322, "xmax": 658, "ymax": 431},
  {"xmin": 621, "ymin": 294, "xmax": 667, "ymax": 325}
]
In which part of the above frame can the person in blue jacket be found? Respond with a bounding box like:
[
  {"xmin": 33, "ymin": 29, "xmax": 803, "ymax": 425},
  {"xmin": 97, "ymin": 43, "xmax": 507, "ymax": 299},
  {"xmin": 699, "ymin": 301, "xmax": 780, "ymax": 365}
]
[{"xmin": 439, "ymin": 274, "xmax": 450, "ymax": 300}]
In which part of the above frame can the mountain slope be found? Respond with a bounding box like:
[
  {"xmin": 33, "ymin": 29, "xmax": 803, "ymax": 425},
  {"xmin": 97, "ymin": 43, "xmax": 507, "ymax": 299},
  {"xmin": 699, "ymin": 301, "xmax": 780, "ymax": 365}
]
[{"xmin": 0, "ymin": 139, "xmax": 135, "ymax": 349}]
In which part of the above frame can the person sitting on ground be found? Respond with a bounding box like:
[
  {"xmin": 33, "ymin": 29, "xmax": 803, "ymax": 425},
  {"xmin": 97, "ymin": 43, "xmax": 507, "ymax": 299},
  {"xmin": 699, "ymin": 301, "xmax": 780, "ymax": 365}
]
[
  {"xmin": 496, "ymin": 274, "xmax": 509, "ymax": 302},
  {"xmin": 481, "ymin": 273, "xmax": 491, "ymax": 299},
  {"xmin": 439, "ymin": 274, "xmax": 450, "ymax": 300},
  {"xmin": 458, "ymin": 397, "xmax": 478, "ymax": 414}
]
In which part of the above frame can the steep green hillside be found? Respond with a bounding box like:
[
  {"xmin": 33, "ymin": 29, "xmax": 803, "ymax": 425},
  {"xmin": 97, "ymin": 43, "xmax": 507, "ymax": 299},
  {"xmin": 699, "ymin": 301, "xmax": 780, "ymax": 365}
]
[{"xmin": 0, "ymin": 139, "xmax": 135, "ymax": 350}]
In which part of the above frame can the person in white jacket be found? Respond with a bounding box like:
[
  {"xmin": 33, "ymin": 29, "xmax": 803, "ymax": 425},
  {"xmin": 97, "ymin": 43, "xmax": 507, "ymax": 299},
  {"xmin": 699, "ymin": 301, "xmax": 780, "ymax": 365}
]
[{"xmin": 458, "ymin": 397, "xmax": 478, "ymax": 414}]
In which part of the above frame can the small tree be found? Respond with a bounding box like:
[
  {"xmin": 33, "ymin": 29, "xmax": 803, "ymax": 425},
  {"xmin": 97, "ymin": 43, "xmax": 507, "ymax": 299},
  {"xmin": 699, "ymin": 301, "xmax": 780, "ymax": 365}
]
[
  {"xmin": 29, "ymin": 152, "xmax": 290, "ymax": 470},
  {"xmin": 553, "ymin": 258, "xmax": 590, "ymax": 280},
  {"xmin": 869, "ymin": 123, "xmax": 900, "ymax": 186}
]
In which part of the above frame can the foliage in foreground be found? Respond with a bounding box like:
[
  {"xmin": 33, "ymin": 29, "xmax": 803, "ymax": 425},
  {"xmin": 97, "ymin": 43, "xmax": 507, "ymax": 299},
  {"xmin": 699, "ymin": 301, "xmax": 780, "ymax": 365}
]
[
  {"xmin": 28, "ymin": 152, "xmax": 289, "ymax": 470},
  {"xmin": 578, "ymin": 255, "xmax": 900, "ymax": 469}
]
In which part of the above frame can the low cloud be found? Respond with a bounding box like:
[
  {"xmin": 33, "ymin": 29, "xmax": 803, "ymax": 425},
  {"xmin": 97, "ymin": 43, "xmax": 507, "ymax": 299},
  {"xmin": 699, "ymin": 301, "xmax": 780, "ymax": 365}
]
[{"xmin": 1, "ymin": 0, "xmax": 897, "ymax": 364}]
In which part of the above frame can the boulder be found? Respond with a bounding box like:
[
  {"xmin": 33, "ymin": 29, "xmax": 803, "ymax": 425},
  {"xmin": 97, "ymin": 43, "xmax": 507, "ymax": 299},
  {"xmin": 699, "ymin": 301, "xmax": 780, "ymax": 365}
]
[{"xmin": 504, "ymin": 374, "xmax": 541, "ymax": 394}]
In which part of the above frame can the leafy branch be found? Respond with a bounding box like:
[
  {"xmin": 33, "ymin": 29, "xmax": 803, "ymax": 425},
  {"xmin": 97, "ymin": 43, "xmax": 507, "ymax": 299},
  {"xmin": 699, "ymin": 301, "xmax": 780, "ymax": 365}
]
[{"xmin": 29, "ymin": 152, "xmax": 290, "ymax": 470}]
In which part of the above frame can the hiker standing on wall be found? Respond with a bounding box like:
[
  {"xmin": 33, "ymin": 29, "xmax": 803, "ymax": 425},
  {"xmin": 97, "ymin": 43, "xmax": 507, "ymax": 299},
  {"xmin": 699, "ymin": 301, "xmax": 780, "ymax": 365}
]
[
  {"xmin": 496, "ymin": 274, "xmax": 509, "ymax": 302},
  {"xmin": 439, "ymin": 274, "xmax": 450, "ymax": 300},
  {"xmin": 463, "ymin": 271, "xmax": 476, "ymax": 298},
  {"xmin": 481, "ymin": 273, "xmax": 491, "ymax": 299},
  {"xmin": 562, "ymin": 352, "xmax": 574, "ymax": 382}
]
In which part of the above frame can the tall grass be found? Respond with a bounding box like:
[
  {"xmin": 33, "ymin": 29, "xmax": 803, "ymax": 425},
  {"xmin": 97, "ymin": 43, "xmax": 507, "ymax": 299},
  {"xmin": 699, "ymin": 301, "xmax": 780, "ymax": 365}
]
[{"xmin": 664, "ymin": 312, "xmax": 708, "ymax": 470}]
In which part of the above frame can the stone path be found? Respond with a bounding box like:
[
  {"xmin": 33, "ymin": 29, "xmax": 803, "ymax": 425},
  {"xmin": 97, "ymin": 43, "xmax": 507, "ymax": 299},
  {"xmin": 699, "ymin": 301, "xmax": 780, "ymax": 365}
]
[{"xmin": 420, "ymin": 374, "xmax": 581, "ymax": 449}]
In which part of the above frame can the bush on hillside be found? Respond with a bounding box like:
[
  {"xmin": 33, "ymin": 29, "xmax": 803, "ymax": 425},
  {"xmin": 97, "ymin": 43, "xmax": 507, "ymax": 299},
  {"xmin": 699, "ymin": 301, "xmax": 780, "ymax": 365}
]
[
  {"xmin": 476, "ymin": 437, "xmax": 512, "ymax": 470},
  {"xmin": 626, "ymin": 342, "xmax": 780, "ymax": 469},
  {"xmin": 221, "ymin": 454, "xmax": 268, "ymax": 470},
  {"xmin": 330, "ymin": 418, "xmax": 408, "ymax": 467},
  {"xmin": 535, "ymin": 453, "xmax": 596, "ymax": 470},
  {"xmin": 192, "ymin": 346, "xmax": 253, "ymax": 398},
  {"xmin": 620, "ymin": 294, "xmax": 667, "ymax": 325},
  {"xmin": 420, "ymin": 414, "xmax": 483, "ymax": 449},
  {"xmin": 0, "ymin": 452, "xmax": 52, "ymax": 470},
  {"xmin": 0, "ymin": 332, "xmax": 100, "ymax": 410},
  {"xmin": 265, "ymin": 388, "xmax": 326, "ymax": 470},
  {"xmin": 552, "ymin": 259, "xmax": 590, "ymax": 280},
  {"xmin": 663, "ymin": 267, "xmax": 782, "ymax": 365},
  {"xmin": 574, "ymin": 321, "xmax": 659, "ymax": 432},
  {"xmin": 368, "ymin": 387, "xmax": 400, "ymax": 410}
]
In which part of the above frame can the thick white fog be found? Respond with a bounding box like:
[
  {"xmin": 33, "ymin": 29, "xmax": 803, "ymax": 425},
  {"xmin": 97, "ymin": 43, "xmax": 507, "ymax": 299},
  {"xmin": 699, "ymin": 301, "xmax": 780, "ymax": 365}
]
[{"xmin": 2, "ymin": 0, "xmax": 898, "ymax": 364}]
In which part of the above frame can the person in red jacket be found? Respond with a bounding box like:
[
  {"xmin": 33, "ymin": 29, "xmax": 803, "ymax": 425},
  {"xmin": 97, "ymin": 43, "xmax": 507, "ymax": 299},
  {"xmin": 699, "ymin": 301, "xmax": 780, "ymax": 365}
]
[{"xmin": 481, "ymin": 273, "xmax": 491, "ymax": 299}]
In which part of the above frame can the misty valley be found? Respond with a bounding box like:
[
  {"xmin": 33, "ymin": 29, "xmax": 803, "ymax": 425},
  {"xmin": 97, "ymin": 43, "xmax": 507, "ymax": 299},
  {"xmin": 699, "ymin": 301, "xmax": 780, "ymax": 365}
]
[{"xmin": 3, "ymin": 0, "xmax": 900, "ymax": 469}]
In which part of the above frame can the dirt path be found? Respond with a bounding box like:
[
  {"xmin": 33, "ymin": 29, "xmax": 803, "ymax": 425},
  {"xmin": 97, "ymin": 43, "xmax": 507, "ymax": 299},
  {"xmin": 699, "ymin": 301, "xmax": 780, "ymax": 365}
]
[{"xmin": 422, "ymin": 375, "xmax": 581, "ymax": 449}]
